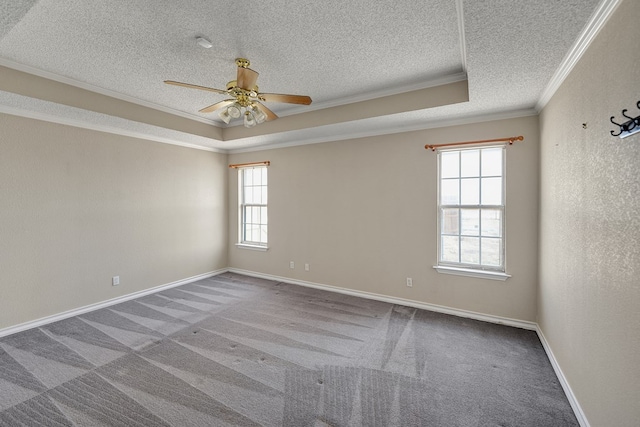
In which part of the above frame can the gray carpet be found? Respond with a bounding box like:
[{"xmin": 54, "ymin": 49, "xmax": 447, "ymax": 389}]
[{"xmin": 0, "ymin": 273, "xmax": 578, "ymax": 426}]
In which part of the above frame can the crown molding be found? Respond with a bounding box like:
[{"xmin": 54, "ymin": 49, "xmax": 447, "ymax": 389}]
[
  {"xmin": 0, "ymin": 56, "xmax": 466, "ymax": 129},
  {"xmin": 535, "ymin": 0, "xmax": 623, "ymax": 111},
  {"xmin": 455, "ymin": 0, "xmax": 468, "ymax": 73},
  {"xmin": 0, "ymin": 57, "xmax": 219, "ymax": 127},
  {"xmin": 227, "ymin": 108, "xmax": 537, "ymax": 154},
  {"xmin": 0, "ymin": 104, "xmax": 223, "ymax": 153},
  {"xmin": 257, "ymin": 71, "xmax": 469, "ymax": 121}
]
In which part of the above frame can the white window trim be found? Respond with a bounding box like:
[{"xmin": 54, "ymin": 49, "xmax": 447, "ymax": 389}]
[
  {"xmin": 235, "ymin": 243, "xmax": 269, "ymax": 251},
  {"xmin": 433, "ymin": 265, "xmax": 511, "ymax": 281},
  {"xmin": 435, "ymin": 145, "xmax": 508, "ymax": 277},
  {"xmin": 238, "ymin": 166, "xmax": 268, "ymax": 249}
]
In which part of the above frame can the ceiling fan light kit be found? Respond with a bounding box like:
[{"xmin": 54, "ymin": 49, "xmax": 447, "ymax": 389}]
[{"xmin": 164, "ymin": 58, "xmax": 312, "ymax": 128}]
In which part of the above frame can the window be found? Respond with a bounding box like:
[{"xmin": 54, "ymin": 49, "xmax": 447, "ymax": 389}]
[
  {"xmin": 238, "ymin": 166, "xmax": 268, "ymax": 248},
  {"xmin": 437, "ymin": 146, "xmax": 505, "ymax": 274}
]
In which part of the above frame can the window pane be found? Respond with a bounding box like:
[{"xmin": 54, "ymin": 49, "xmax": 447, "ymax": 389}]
[
  {"xmin": 441, "ymin": 179, "xmax": 459, "ymax": 204},
  {"xmin": 261, "ymin": 207, "xmax": 268, "ymax": 224},
  {"xmin": 254, "ymin": 225, "xmax": 262, "ymax": 242},
  {"xmin": 253, "ymin": 187, "xmax": 262, "ymax": 204},
  {"xmin": 460, "ymin": 150, "xmax": 480, "ymax": 177},
  {"xmin": 460, "ymin": 237, "xmax": 480, "ymax": 264},
  {"xmin": 441, "ymin": 236, "xmax": 459, "ymax": 262},
  {"xmin": 481, "ymin": 177, "xmax": 502, "ymax": 205},
  {"xmin": 438, "ymin": 148, "xmax": 503, "ymax": 271},
  {"xmin": 481, "ymin": 209, "xmax": 502, "ymax": 237},
  {"xmin": 441, "ymin": 208, "xmax": 459, "ymax": 235},
  {"xmin": 461, "ymin": 209, "xmax": 480, "ymax": 236},
  {"xmin": 244, "ymin": 187, "xmax": 254, "ymax": 204},
  {"xmin": 460, "ymin": 178, "xmax": 479, "ymax": 205},
  {"xmin": 481, "ymin": 148, "xmax": 502, "ymax": 177},
  {"xmin": 441, "ymin": 151, "xmax": 459, "ymax": 178},
  {"xmin": 481, "ymin": 238, "xmax": 501, "ymax": 266},
  {"xmin": 244, "ymin": 168, "xmax": 253, "ymax": 186},
  {"xmin": 240, "ymin": 166, "xmax": 267, "ymax": 245}
]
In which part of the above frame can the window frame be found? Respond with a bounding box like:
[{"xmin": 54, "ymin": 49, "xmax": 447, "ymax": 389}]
[
  {"xmin": 435, "ymin": 145, "xmax": 510, "ymax": 280},
  {"xmin": 237, "ymin": 165, "xmax": 268, "ymax": 250}
]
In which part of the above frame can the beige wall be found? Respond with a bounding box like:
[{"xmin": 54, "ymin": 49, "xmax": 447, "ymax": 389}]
[
  {"xmin": 228, "ymin": 115, "xmax": 539, "ymax": 322},
  {"xmin": 538, "ymin": 1, "xmax": 640, "ymax": 425},
  {"xmin": 0, "ymin": 113, "xmax": 228, "ymax": 330}
]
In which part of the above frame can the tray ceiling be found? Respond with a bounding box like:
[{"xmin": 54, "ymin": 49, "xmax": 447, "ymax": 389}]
[{"xmin": 0, "ymin": 0, "xmax": 606, "ymax": 151}]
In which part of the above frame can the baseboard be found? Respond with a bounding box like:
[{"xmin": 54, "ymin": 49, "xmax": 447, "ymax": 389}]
[
  {"xmin": 226, "ymin": 268, "xmax": 537, "ymax": 331},
  {"xmin": 0, "ymin": 266, "xmax": 587, "ymax": 426},
  {"xmin": 536, "ymin": 326, "xmax": 590, "ymax": 427},
  {"xmin": 228, "ymin": 268, "xmax": 592, "ymax": 424},
  {"xmin": 0, "ymin": 269, "xmax": 227, "ymax": 339}
]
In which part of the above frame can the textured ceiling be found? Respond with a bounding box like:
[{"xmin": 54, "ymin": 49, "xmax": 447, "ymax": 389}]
[{"xmin": 0, "ymin": 0, "xmax": 604, "ymax": 151}]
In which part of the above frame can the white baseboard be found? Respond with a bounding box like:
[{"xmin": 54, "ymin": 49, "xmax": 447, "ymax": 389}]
[
  {"xmin": 0, "ymin": 269, "xmax": 227, "ymax": 339},
  {"xmin": 227, "ymin": 268, "xmax": 537, "ymax": 331},
  {"xmin": 536, "ymin": 326, "xmax": 590, "ymax": 427},
  {"xmin": 228, "ymin": 268, "xmax": 591, "ymax": 425},
  {"xmin": 0, "ymin": 266, "xmax": 587, "ymax": 426}
]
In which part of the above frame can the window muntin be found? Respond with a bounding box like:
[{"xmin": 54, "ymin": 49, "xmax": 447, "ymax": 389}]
[
  {"xmin": 438, "ymin": 146, "xmax": 505, "ymax": 271},
  {"xmin": 239, "ymin": 166, "xmax": 267, "ymax": 246}
]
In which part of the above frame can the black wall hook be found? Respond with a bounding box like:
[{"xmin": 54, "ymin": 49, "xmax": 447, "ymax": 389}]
[
  {"xmin": 610, "ymin": 101, "xmax": 640, "ymax": 138},
  {"xmin": 622, "ymin": 109, "xmax": 635, "ymax": 121}
]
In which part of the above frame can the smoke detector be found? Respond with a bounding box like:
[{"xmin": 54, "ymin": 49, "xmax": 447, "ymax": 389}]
[{"xmin": 196, "ymin": 37, "xmax": 212, "ymax": 49}]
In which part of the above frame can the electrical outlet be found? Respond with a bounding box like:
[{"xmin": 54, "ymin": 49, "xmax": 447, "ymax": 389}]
[
  {"xmin": 305, "ymin": 263, "xmax": 310, "ymax": 271},
  {"xmin": 112, "ymin": 276, "xmax": 120, "ymax": 286},
  {"xmin": 290, "ymin": 261, "xmax": 295, "ymax": 269},
  {"xmin": 406, "ymin": 277, "xmax": 413, "ymax": 287}
]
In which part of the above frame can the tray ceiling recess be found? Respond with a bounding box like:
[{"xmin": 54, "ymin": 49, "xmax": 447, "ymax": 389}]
[{"xmin": 0, "ymin": 0, "xmax": 612, "ymax": 151}]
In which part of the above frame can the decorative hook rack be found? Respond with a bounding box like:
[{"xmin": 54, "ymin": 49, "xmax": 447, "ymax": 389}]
[{"xmin": 610, "ymin": 100, "xmax": 640, "ymax": 138}]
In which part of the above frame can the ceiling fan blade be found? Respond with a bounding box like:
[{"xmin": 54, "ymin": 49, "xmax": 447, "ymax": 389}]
[
  {"xmin": 164, "ymin": 80, "xmax": 228, "ymax": 95},
  {"xmin": 259, "ymin": 93, "xmax": 312, "ymax": 105},
  {"xmin": 237, "ymin": 67, "xmax": 259, "ymax": 90},
  {"xmin": 254, "ymin": 102, "xmax": 278, "ymax": 121},
  {"xmin": 199, "ymin": 99, "xmax": 236, "ymax": 113}
]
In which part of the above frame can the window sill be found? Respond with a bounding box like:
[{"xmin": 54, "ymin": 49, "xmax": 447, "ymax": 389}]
[
  {"xmin": 433, "ymin": 265, "xmax": 511, "ymax": 281},
  {"xmin": 236, "ymin": 243, "xmax": 269, "ymax": 252}
]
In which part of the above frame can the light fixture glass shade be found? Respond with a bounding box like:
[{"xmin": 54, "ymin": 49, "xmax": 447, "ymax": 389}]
[
  {"xmin": 244, "ymin": 111, "xmax": 256, "ymax": 128},
  {"xmin": 252, "ymin": 105, "xmax": 267, "ymax": 124},
  {"xmin": 218, "ymin": 108, "xmax": 232, "ymax": 124},
  {"xmin": 228, "ymin": 104, "xmax": 242, "ymax": 118}
]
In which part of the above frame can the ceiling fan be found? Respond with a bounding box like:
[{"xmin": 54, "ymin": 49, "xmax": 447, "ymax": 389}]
[{"xmin": 164, "ymin": 58, "xmax": 312, "ymax": 127}]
